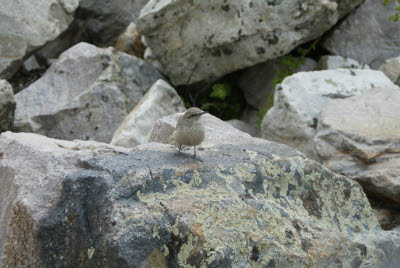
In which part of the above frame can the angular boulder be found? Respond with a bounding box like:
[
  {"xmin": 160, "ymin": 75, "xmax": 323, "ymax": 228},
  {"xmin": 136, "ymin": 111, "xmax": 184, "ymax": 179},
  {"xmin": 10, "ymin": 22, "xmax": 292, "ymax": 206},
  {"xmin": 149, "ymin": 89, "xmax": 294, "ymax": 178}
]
[
  {"xmin": 322, "ymin": 0, "xmax": 400, "ymax": 69},
  {"xmin": 314, "ymin": 87, "xmax": 400, "ymax": 204},
  {"xmin": 0, "ymin": 0, "xmax": 78, "ymax": 79},
  {"xmin": 0, "ymin": 80, "xmax": 15, "ymax": 133},
  {"xmin": 261, "ymin": 69, "xmax": 396, "ymax": 160},
  {"xmin": 380, "ymin": 55, "xmax": 400, "ymax": 86},
  {"xmin": 136, "ymin": 0, "xmax": 363, "ymax": 85},
  {"xmin": 1, "ymin": 122, "xmax": 399, "ymax": 266},
  {"xmin": 14, "ymin": 42, "xmax": 163, "ymax": 143},
  {"xmin": 110, "ymin": 80, "xmax": 185, "ymax": 148},
  {"xmin": 316, "ymin": 55, "xmax": 370, "ymax": 70}
]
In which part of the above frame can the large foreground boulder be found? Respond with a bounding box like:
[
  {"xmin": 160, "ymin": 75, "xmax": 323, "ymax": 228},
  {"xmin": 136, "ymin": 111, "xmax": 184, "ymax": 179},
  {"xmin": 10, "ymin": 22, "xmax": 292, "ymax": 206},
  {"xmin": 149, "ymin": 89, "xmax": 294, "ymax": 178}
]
[
  {"xmin": 136, "ymin": 0, "xmax": 363, "ymax": 85},
  {"xmin": 0, "ymin": 0, "xmax": 78, "ymax": 79},
  {"xmin": 322, "ymin": 0, "xmax": 400, "ymax": 69},
  {"xmin": 1, "ymin": 121, "xmax": 399, "ymax": 266},
  {"xmin": 110, "ymin": 80, "xmax": 185, "ymax": 148},
  {"xmin": 0, "ymin": 81, "xmax": 15, "ymax": 132},
  {"xmin": 315, "ymin": 87, "xmax": 400, "ymax": 204},
  {"xmin": 14, "ymin": 42, "xmax": 162, "ymax": 143},
  {"xmin": 260, "ymin": 69, "xmax": 396, "ymax": 160}
]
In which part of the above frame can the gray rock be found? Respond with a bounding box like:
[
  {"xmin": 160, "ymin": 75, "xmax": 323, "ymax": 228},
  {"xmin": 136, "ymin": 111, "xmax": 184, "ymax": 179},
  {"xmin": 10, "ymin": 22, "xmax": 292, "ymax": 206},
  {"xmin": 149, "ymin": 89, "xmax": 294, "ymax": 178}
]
[
  {"xmin": 0, "ymin": 0, "xmax": 78, "ymax": 79},
  {"xmin": 0, "ymin": 81, "xmax": 15, "ymax": 132},
  {"xmin": 1, "ymin": 123, "xmax": 400, "ymax": 266},
  {"xmin": 316, "ymin": 55, "xmax": 370, "ymax": 70},
  {"xmin": 261, "ymin": 69, "xmax": 396, "ymax": 160},
  {"xmin": 322, "ymin": 0, "xmax": 400, "ymax": 69},
  {"xmin": 314, "ymin": 87, "xmax": 400, "ymax": 204},
  {"xmin": 136, "ymin": 0, "xmax": 363, "ymax": 85},
  {"xmin": 77, "ymin": 0, "xmax": 150, "ymax": 46},
  {"xmin": 14, "ymin": 42, "xmax": 163, "ymax": 143},
  {"xmin": 0, "ymin": 132, "xmax": 132, "ymax": 267},
  {"xmin": 380, "ymin": 56, "xmax": 400, "ymax": 86},
  {"xmin": 239, "ymin": 57, "xmax": 316, "ymax": 110},
  {"xmin": 227, "ymin": 119, "xmax": 259, "ymax": 137},
  {"xmin": 111, "ymin": 80, "xmax": 185, "ymax": 148}
]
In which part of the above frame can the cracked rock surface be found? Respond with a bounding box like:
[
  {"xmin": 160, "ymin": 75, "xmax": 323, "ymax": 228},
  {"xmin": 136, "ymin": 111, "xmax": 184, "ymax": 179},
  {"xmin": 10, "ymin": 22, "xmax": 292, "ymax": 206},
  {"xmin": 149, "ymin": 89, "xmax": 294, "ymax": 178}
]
[{"xmin": 1, "ymin": 114, "xmax": 399, "ymax": 267}]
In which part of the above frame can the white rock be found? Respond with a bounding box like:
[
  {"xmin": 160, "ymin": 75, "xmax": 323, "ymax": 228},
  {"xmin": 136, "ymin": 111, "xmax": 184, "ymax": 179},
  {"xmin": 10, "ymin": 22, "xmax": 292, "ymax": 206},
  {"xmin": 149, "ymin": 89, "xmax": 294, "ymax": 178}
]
[
  {"xmin": 261, "ymin": 69, "xmax": 396, "ymax": 159},
  {"xmin": 316, "ymin": 55, "xmax": 370, "ymax": 70},
  {"xmin": 380, "ymin": 56, "xmax": 400, "ymax": 86},
  {"xmin": 315, "ymin": 86, "xmax": 400, "ymax": 203},
  {"xmin": 136, "ymin": 0, "xmax": 363, "ymax": 85},
  {"xmin": 111, "ymin": 80, "xmax": 185, "ymax": 148}
]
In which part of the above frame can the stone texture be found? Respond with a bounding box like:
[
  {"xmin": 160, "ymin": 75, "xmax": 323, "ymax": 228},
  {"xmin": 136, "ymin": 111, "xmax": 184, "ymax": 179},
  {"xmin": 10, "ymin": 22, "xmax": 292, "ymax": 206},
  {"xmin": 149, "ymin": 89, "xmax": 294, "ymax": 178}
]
[
  {"xmin": 227, "ymin": 119, "xmax": 259, "ymax": 137},
  {"xmin": 0, "ymin": 80, "xmax": 15, "ymax": 133},
  {"xmin": 0, "ymin": 0, "xmax": 78, "ymax": 79},
  {"xmin": 260, "ymin": 69, "xmax": 396, "ymax": 160},
  {"xmin": 115, "ymin": 22, "xmax": 146, "ymax": 59},
  {"xmin": 314, "ymin": 87, "xmax": 400, "ymax": 204},
  {"xmin": 111, "ymin": 80, "xmax": 185, "ymax": 148},
  {"xmin": 239, "ymin": 57, "xmax": 317, "ymax": 110},
  {"xmin": 0, "ymin": 132, "xmax": 132, "ymax": 267},
  {"xmin": 322, "ymin": 0, "xmax": 400, "ymax": 69},
  {"xmin": 316, "ymin": 55, "xmax": 370, "ymax": 70},
  {"xmin": 136, "ymin": 0, "xmax": 363, "ymax": 85},
  {"xmin": 14, "ymin": 42, "xmax": 163, "ymax": 143},
  {"xmin": 76, "ymin": 0, "xmax": 150, "ymax": 46},
  {"xmin": 380, "ymin": 55, "xmax": 400, "ymax": 86},
  {"xmin": 1, "ymin": 124, "xmax": 400, "ymax": 266}
]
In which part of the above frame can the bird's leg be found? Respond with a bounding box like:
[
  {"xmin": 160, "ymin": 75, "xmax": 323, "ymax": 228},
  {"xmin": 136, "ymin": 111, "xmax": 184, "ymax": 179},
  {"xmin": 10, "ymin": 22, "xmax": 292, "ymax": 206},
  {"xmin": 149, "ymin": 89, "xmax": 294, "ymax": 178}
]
[
  {"xmin": 194, "ymin": 146, "xmax": 196, "ymax": 158},
  {"xmin": 178, "ymin": 144, "xmax": 182, "ymax": 155}
]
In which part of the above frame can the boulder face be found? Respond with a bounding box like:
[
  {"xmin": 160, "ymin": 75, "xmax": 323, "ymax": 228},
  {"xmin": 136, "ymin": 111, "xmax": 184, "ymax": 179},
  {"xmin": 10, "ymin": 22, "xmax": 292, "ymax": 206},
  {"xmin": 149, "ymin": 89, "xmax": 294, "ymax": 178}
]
[
  {"xmin": 322, "ymin": 0, "xmax": 400, "ymax": 69},
  {"xmin": 380, "ymin": 56, "xmax": 400, "ymax": 86},
  {"xmin": 0, "ymin": 80, "xmax": 15, "ymax": 132},
  {"xmin": 1, "ymin": 123, "xmax": 399, "ymax": 267},
  {"xmin": 14, "ymin": 42, "xmax": 163, "ymax": 143},
  {"xmin": 261, "ymin": 69, "xmax": 396, "ymax": 160},
  {"xmin": 315, "ymin": 87, "xmax": 400, "ymax": 204},
  {"xmin": 316, "ymin": 55, "xmax": 370, "ymax": 70},
  {"xmin": 110, "ymin": 79, "xmax": 185, "ymax": 148},
  {"xmin": 136, "ymin": 0, "xmax": 364, "ymax": 85},
  {"xmin": 0, "ymin": 0, "xmax": 78, "ymax": 79}
]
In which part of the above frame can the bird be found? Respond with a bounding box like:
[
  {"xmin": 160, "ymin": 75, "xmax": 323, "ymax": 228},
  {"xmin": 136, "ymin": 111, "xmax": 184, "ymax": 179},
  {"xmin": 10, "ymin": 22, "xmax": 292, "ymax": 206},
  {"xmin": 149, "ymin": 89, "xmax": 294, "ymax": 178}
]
[{"xmin": 174, "ymin": 107, "xmax": 207, "ymax": 157}]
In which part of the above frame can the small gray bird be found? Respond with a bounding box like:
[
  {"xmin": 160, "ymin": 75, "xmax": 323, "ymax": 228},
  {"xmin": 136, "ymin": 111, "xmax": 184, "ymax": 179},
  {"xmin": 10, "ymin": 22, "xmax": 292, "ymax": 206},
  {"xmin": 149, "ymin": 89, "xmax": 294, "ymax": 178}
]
[{"xmin": 174, "ymin": 107, "xmax": 207, "ymax": 157}]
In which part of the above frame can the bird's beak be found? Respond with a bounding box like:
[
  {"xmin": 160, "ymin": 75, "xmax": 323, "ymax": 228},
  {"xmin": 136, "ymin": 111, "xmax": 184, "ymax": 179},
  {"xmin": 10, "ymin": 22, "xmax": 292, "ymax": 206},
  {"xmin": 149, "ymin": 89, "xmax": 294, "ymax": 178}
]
[{"xmin": 198, "ymin": 111, "xmax": 208, "ymax": 116}]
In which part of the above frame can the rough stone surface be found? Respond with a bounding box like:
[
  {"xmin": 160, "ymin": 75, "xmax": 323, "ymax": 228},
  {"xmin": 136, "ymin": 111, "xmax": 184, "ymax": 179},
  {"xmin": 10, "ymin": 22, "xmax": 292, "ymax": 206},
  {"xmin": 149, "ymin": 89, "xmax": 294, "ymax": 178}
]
[
  {"xmin": 76, "ymin": 0, "xmax": 150, "ymax": 46},
  {"xmin": 239, "ymin": 57, "xmax": 317, "ymax": 110},
  {"xmin": 322, "ymin": 0, "xmax": 400, "ymax": 69},
  {"xmin": 0, "ymin": 0, "xmax": 78, "ymax": 79},
  {"xmin": 0, "ymin": 132, "xmax": 132, "ymax": 267},
  {"xmin": 14, "ymin": 42, "xmax": 162, "ymax": 143},
  {"xmin": 115, "ymin": 22, "xmax": 146, "ymax": 59},
  {"xmin": 380, "ymin": 56, "xmax": 400, "ymax": 86},
  {"xmin": 111, "ymin": 80, "xmax": 185, "ymax": 148},
  {"xmin": 136, "ymin": 0, "xmax": 363, "ymax": 85},
  {"xmin": 314, "ymin": 87, "xmax": 400, "ymax": 204},
  {"xmin": 261, "ymin": 69, "xmax": 396, "ymax": 160},
  {"xmin": 227, "ymin": 119, "xmax": 259, "ymax": 137},
  {"xmin": 316, "ymin": 55, "xmax": 370, "ymax": 70},
  {"xmin": 1, "ymin": 126, "xmax": 400, "ymax": 266},
  {"xmin": 0, "ymin": 81, "xmax": 15, "ymax": 133}
]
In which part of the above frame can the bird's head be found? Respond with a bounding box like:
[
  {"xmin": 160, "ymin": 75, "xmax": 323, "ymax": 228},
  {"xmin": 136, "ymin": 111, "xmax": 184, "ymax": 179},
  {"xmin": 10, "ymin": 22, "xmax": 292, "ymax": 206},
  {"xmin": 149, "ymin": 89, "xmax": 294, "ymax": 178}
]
[{"xmin": 183, "ymin": 107, "xmax": 208, "ymax": 121}]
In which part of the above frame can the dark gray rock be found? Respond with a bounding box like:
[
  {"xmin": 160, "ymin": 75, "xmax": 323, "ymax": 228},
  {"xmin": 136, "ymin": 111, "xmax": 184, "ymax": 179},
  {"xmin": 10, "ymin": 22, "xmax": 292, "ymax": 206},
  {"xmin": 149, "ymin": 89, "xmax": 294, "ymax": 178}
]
[
  {"xmin": 322, "ymin": 0, "xmax": 400, "ymax": 69},
  {"xmin": 136, "ymin": 0, "xmax": 363, "ymax": 85},
  {"xmin": 14, "ymin": 42, "xmax": 163, "ymax": 143},
  {"xmin": 0, "ymin": 80, "xmax": 15, "ymax": 132}
]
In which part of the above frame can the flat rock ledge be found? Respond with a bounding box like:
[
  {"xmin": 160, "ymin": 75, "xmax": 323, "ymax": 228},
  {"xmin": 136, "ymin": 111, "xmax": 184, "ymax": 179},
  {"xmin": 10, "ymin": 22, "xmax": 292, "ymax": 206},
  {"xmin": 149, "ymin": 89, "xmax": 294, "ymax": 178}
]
[{"xmin": 1, "ymin": 116, "xmax": 399, "ymax": 267}]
